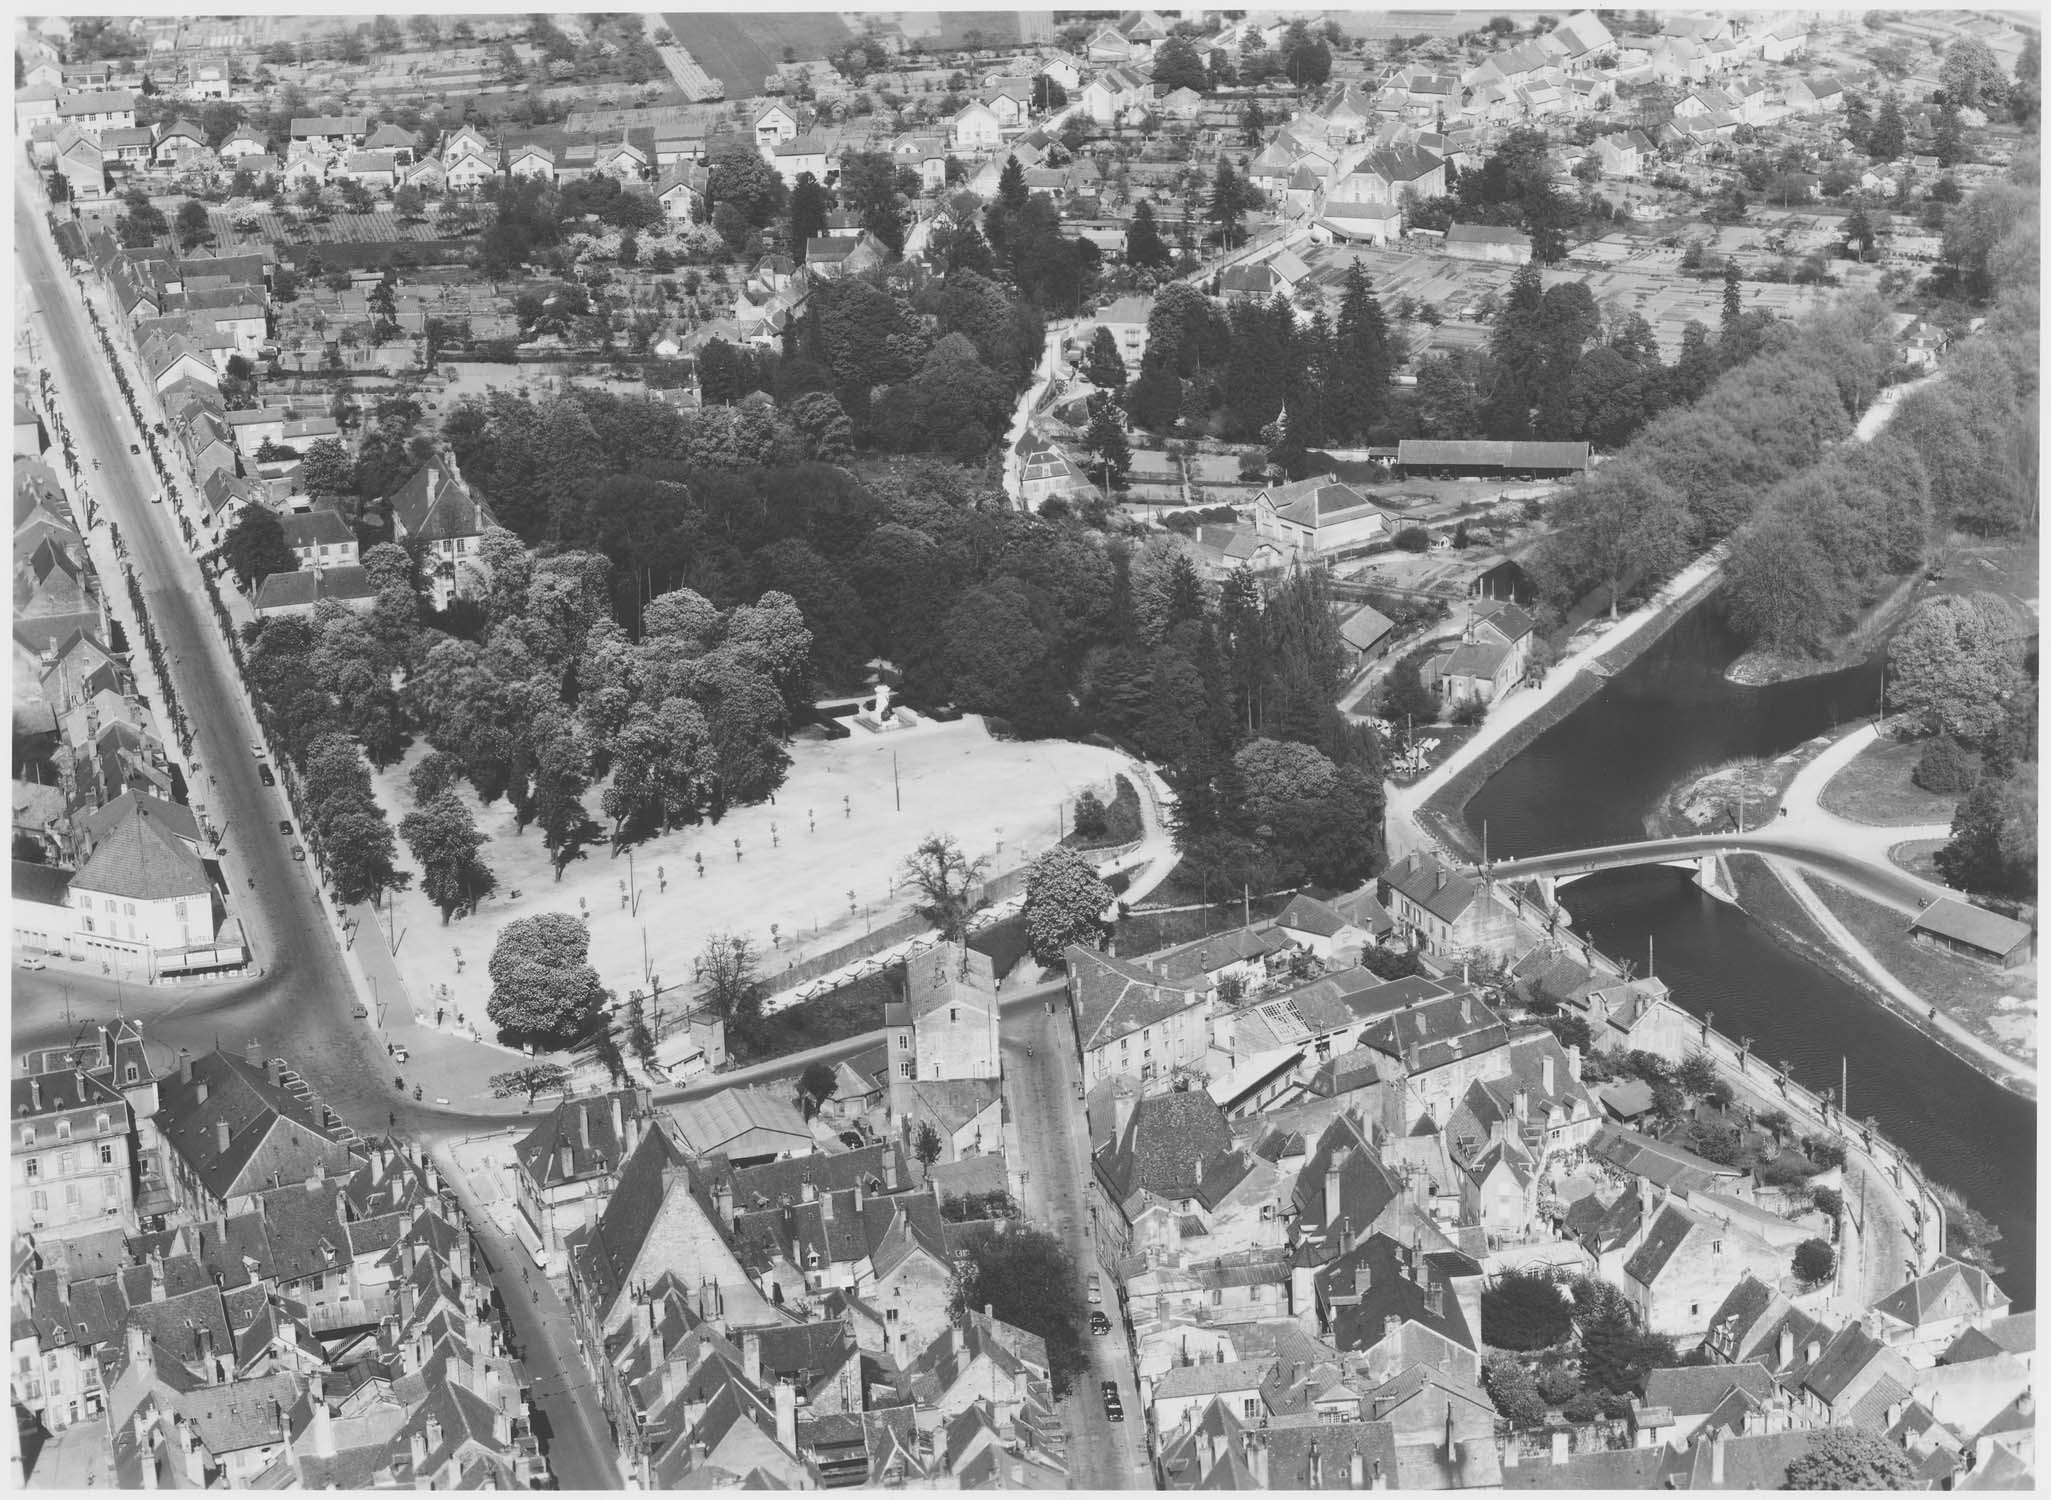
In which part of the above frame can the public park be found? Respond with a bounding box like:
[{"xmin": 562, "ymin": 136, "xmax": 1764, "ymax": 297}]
[{"xmin": 364, "ymin": 706, "xmax": 1134, "ymax": 1051}]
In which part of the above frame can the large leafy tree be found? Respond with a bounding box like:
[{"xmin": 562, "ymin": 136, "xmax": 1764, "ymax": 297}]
[
  {"xmin": 1125, "ymin": 200, "xmax": 1171, "ymax": 270},
  {"xmin": 1783, "ymin": 1427, "xmax": 1917, "ymax": 1490},
  {"xmin": 1021, "ymin": 844, "xmax": 1113, "ymax": 963},
  {"xmin": 1887, "ymin": 597, "xmax": 2021, "ymax": 742},
  {"xmin": 1079, "ymin": 326, "xmax": 1127, "ymax": 390},
  {"xmin": 949, "ymin": 1223, "xmax": 1091, "ymax": 1396},
  {"xmin": 216, "ymin": 508, "xmax": 298, "ymax": 592},
  {"xmin": 1151, "ymin": 35, "xmax": 1210, "ymax": 94},
  {"xmin": 706, "ymin": 137, "xmax": 786, "ymax": 226},
  {"xmin": 487, "ymin": 912, "xmax": 608, "ymax": 1046},
  {"xmin": 901, "ymin": 834, "xmax": 990, "ymax": 942},
  {"xmin": 1934, "ymin": 770, "xmax": 2036, "ymax": 897},
  {"xmin": 1206, "ymin": 156, "xmax": 1249, "ymax": 247},
  {"xmin": 399, "ymin": 792, "xmax": 495, "ymax": 923}
]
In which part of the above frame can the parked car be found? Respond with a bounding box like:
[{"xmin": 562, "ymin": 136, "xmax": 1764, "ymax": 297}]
[
  {"xmin": 278, "ymin": 819, "xmax": 293, "ymax": 836},
  {"xmin": 258, "ymin": 764, "xmax": 275, "ymax": 786},
  {"xmin": 129, "ymin": 442, "xmax": 140, "ymax": 454},
  {"xmin": 20, "ymin": 958, "xmax": 46, "ymax": 971},
  {"xmin": 250, "ymin": 741, "xmax": 265, "ymax": 757},
  {"xmin": 1101, "ymin": 1381, "xmax": 1123, "ymax": 1421},
  {"xmin": 1090, "ymin": 1311, "xmax": 1112, "ymax": 1336},
  {"xmin": 1087, "ymin": 1272, "xmax": 1101, "ymax": 1305}
]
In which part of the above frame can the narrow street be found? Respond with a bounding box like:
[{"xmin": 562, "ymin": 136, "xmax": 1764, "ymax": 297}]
[{"xmin": 1001, "ymin": 999, "xmax": 1150, "ymax": 1489}]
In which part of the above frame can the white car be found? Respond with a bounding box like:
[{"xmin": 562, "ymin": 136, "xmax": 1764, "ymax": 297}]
[{"xmin": 20, "ymin": 958, "xmax": 46, "ymax": 971}]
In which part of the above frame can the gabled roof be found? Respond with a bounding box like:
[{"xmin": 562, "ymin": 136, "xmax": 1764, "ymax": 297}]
[
  {"xmin": 1623, "ymin": 1201, "xmax": 1700, "ymax": 1287},
  {"xmin": 383, "ymin": 456, "xmax": 495, "ymax": 543},
  {"xmin": 1099, "ymin": 1090, "xmax": 1239, "ymax": 1206},
  {"xmin": 1318, "ymin": 1232, "xmax": 1476, "ymax": 1354},
  {"xmin": 1068, "ymin": 945, "xmax": 1203, "ymax": 1054},
  {"xmin": 1643, "ymin": 1362, "xmax": 1775, "ymax": 1419},
  {"xmin": 1871, "ymin": 1260, "xmax": 2009, "ymax": 1331}
]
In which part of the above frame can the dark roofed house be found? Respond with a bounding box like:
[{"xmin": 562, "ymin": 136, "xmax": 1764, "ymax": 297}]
[
  {"xmin": 253, "ymin": 562, "xmax": 375, "ymax": 618},
  {"xmin": 384, "ymin": 457, "xmax": 498, "ymax": 609},
  {"xmin": 512, "ymin": 1089, "xmax": 656, "ymax": 1268},
  {"xmin": 1067, "ymin": 946, "xmax": 1209, "ymax": 1091},
  {"xmin": 155, "ymin": 1046, "xmax": 358, "ymax": 1216},
  {"xmin": 1378, "ymin": 851, "xmax": 1525, "ymax": 957},
  {"xmin": 1907, "ymin": 898, "xmax": 2032, "ymax": 970},
  {"xmin": 1314, "ymin": 1231, "xmax": 1480, "ymax": 1382}
]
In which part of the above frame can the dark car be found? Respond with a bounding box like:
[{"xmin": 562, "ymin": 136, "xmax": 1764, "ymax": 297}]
[
  {"xmin": 278, "ymin": 819, "xmax": 293, "ymax": 835},
  {"xmin": 1101, "ymin": 1381, "xmax": 1123, "ymax": 1420},
  {"xmin": 1090, "ymin": 1311, "xmax": 1112, "ymax": 1336},
  {"xmin": 258, "ymin": 764, "xmax": 275, "ymax": 786},
  {"xmin": 129, "ymin": 442, "xmax": 140, "ymax": 454}
]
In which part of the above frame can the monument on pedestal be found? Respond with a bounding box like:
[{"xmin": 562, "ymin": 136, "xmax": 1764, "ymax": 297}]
[{"xmin": 853, "ymin": 666, "xmax": 920, "ymax": 734}]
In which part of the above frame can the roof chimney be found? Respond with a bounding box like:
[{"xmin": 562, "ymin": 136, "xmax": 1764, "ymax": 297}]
[
  {"xmin": 774, "ymin": 1378, "xmax": 798, "ymax": 1454},
  {"xmin": 178, "ymin": 1049, "xmax": 192, "ymax": 1084},
  {"xmin": 1709, "ymin": 1431, "xmax": 1726, "ymax": 1485},
  {"xmin": 27, "ymin": 1078, "xmax": 40, "ymax": 1110},
  {"xmin": 743, "ymin": 1329, "xmax": 762, "ymax": 1388},
  {"xmin": 577, "ymin": 1103, "xmax": 591, "ymax": 1150},
  {"xmin": 1541, "ymin": 1053, "xmax": 1556, "ymax": 1096},
  {"xmin": 265, "ymin": 1057, "xmax": 283, "ymax": 1087},
  {"xmin": 1514, "ymin": 1087, "xmax": 1529, "ymax": 1122},
  {"xmin": 1350, "ymin": 1452, "xmax": 1366, "ymax": 1489},
  {"xmin": 1804, "ymin": 1338, "xmax": 1821, "ymax": 1365},
  {"xmin": 195, "ymin": 1079, "xmax": 209, "ymax": 1105},
  {"xmin": 559, "ymin": 1144, "xmax": 574, "ymax": 1181},
  {"xmin": 1567, "ymin": 1045, "xmax": 1582, "ymax": 1083},
  {"xmin": 1777, "ymin": 1323, "xmax": 1794, "ymax": 1369},
  {"xmin": 610, "ymin": 1092, "xmax": 624, "ymax": 1147},
  {"xmin": 1435, "ymin": 864, "xmax": 1447, "ymax": 892},
  {"xmin": 215, "ymin": 1120, "xmax": 231, "ymax": 1155},
  {"xmin": 820, "ymin": 1188, "xmax": 834, "ymax": 1222}
]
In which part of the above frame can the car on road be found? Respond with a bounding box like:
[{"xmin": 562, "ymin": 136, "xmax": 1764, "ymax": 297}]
[
  {"xmin": 20, "ymin": 958, "xmax": 45, "ymax": 971},
  {"xmin": 278, "ymin": 820, "xmax": 293, "ymax": 836},
  {"xmin": 1100, "ymin": 1381, "xmax": 1123, "ymax": 1420},
  {"xmin": 1087, "ymin": 1272, "xmax": 1101, "ymax": 1305},
  {"xmin": 129, "ymin": 442, "xmax": 139, "ymax": 454},
  {"xmin": 1090, "ymin": 1311, "xmax": 1112, "ymax": 1336},
  {"xmin": 258, "ymin": 764, "xmax": 275, "ymax": 786},
  {"xmin": 290, "ymin": 845, "xmax": 306, "ymax": 862},
  {"xmin": 251, "ymin": 741, "xmax": 265, "ymax": 758}
]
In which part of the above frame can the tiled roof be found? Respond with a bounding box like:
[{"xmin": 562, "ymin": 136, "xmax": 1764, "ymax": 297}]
[
  {"xmin": 1908, "ymin": 897, "xmax": 2031, "ymax": 956},
  {"xmin": 1872, "ymin": 1261, "xmax": 2007, "ymax": 1330},
  {"xmin": 1622, "ymin": 1202, "xmax": 1698, "ymax": 1287},
  {"xmin": 70, "ymin": 799, "xmax": 208, "ymax": 901},
  {"xmin": 384, "ymin": 457, "xmax": 495, "ymax": 544},
  {"xmin": 1643, "ymin": 1362, "xmax": 1775, "ymax": 1419},
  {"xmin": 1100, "ymin": 1090, "xmax": 1240, "ymax": 1205},
  {"xmin": 1068, "ymin": 945, "xmax": 1203, "ymax": 1053}
]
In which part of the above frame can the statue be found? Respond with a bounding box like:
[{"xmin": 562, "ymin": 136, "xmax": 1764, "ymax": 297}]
[{"xmin": 871, "ymin": 680, "xmax": 893, "ymax": 721}]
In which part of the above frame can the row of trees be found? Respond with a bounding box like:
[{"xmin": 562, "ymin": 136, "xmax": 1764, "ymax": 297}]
[
  {"xmin": 1125, "ymin": 266, "xmax": 1400, "ymax": 447},
  {"xmin": 1533, "ymin": 292, "xmax": 1898, "ymax": 617}
]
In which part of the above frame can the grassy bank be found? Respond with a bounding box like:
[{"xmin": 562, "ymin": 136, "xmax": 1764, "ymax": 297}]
[
  {"xmin": 1725, "ymin": 854, "xmax": 2035, "ymax": 1098},
  {"xmin": 1818, "ymin": 737, "xmax": 1960, "ymax": 828},
  {"xmin": 1807, "ymin": 877, "xmax": 2036, "ymax": 1069},
  {"xmin": 728, "ymin": 968, "xmax": 900, "ymax": 1068}
]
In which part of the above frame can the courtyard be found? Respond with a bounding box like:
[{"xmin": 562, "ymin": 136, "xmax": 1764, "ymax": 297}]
[{"xmin": 365, "ymin": 716, "xmax": 1132, "ymax": 1040}]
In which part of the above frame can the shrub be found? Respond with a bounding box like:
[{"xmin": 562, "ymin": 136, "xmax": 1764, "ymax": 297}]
[
  {"xmin": 1073, "ymin": 789, "xmax": 1109, "ymax": 839},
  {"xmin": 1393, "ymin": 524, "xmax": 1432, "ymax": 552},
  {"xmin": 1793, "ymin": 1237, "xmax": 1837, "ymax": 1286},
  {"xmin": 1450, "ymin": 697, "xmax": 1488, "ymax": 726},
  {"xmin": 1913, "ymin": 735, "xmax": 1980, "ymax": 792}
]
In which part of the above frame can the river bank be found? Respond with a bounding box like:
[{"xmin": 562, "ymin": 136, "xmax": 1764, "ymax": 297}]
[
  {"xmin": 1722, "ymin": 853, "xmax": 2036, "ymax": 1100},
  {"xmin": 1404, "ymin": 549, "xmax": 1729, "ymax": 858}
]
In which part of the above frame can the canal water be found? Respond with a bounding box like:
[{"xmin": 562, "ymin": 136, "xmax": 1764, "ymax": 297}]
[{"xmin": 1466, "ymin": 602, "xmax": 2037, "ymax": 1309}]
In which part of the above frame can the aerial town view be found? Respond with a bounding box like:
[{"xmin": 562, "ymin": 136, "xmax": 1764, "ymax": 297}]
[{"xmin": 6, "ymin": 4, "xmax": 2038, "ymax": 1490}]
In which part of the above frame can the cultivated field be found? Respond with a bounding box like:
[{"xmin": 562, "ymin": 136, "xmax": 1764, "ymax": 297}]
[{"xmin": 664, "ymin": 12, "xmax": 855, "ymax": 97}]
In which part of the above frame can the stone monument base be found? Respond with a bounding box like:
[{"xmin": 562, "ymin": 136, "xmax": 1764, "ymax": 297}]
[{"xmin": 853, "ymin": 706, "xmax": 920, "ymax": 733}]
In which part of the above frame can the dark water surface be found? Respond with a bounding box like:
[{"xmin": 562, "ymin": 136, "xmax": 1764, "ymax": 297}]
[{"xmin": 1465, "ymin": 600, "xmax": 2035, "ymax": 1308}]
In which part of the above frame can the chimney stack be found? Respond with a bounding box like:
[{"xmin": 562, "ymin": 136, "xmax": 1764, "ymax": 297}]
[
  {"xmin": 853, "ymin": 1176, "xmax": 865, "ymax": 1213},
  {"xmin": 1514, "ymin": 1087, "xmax": 1529, "ymax": 1122},
  {"xmin": 1567, "ymin": 1045, "xmax": 1582, "ymax": 1083},
  {"xmin": 265, "ymin": 1057, "xmax": 283, "ymax": 1087},
  {"xmin": 883, "ymin": 1154, "xmax": 900, "ymax": 1191},
  {"xmin": 244, "ymin": 1039, "xmax": 262, "ymax": 1067},
  {"xmin": 610, "ymin": 1093, "xmax": 624, "ymax": 1147},
  {"xmin": 578, "ymin": 1104, "xmax": 591, "ymax": 1150},
  {"xmin": 195, "ymin": 1080, "xmax": 209, "ymax": 1105},
  {"xmin": 215, "ymin": 1120, "xmax": 231, "ymax": 1155},
  {"xmin": 820, "ymin": 1188, "xmax": 834, "ymax": 1222},
  {"xmin": 1710, "ymin": 1431, "xmax": 1726, "ymax": 1486},
  {"xmin": 1350, "ymin": 1453, "xmax": 1366, "ymax": 1489},
  {"xmin": 743, "ymin": 1330, "xmax": 762, "ymax": 1389},
  {"xmin": 1778, "ymin": 1324, "xmax": 1794, "ymax": 1369},
  {"xmin": 178, "ymin": 1050, "xmax": 192, "ymax": 1084},
  {"xmin": 774, "ymin": 1379, "xmax": 798, "ymax": 1454},
  {"xmin": 559, "ymin": 1144, "xmax": 574, "ymax": 1180},
  {"xmin": 1541, "ymin": 1053, "xmax": 1556, "ymax": 1096},
  {"xmin": 310, "ymin": 1373, "xmax": 334, "ymax": 1457}
]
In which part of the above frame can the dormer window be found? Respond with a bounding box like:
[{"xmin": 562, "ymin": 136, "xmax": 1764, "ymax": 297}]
[
  {"xmin": 20, "ymin": 1127, "xmax": 34, "ymax": 1148},
  {"xmin": 55, "ymin": 1121, "xmax": 70, "ymax": 1141},
  {"xmin": 96, "ymin": 1114, "xmax": 111, "ymax": 1135}
]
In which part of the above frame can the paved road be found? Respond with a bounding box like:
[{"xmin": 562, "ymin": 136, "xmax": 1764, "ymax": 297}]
[
  {"xmin": 15, "ymin": 185, "xmax": 641, "ymax": 1481},
  {"xmin": 1001, "ymin": 999, "xmax": 1149, "ymax": 1489}
]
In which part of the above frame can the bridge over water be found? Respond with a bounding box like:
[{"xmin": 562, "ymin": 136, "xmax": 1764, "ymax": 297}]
[{"xmin": 1469, "ymin": 832, "xmax": 1950, "ymax": 918}]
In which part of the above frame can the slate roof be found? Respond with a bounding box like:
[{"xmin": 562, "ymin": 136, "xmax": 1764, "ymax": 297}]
[
  {"xmin": 1382, "ymin": 851, "xmax": 1483, "ymax": 923},
  {"xmin": 1099, "ymin": 1090, "xmax": 1240, "ymax": 1206},
  {"xmin": 254, "ymin": 565, "xmax": 376, "ymax": 611},
  {"xmin": 1622, "ymin": 1202, "xmax": 1700, "ymax": 1287},
  {"xmin": 1871, "ymin": 1261, "xmax": 2008, "ymax": 1331},
  {"xmin": 1261, "ymin": 476, "xmax": 1381, "ymax": 529},
  {"xmin": 1643, "ymin": 1362, "xmax": 1775, "ymax": 1419},
  {"xmin": 1338, "ymin": 603, "xmax": 1396, "ymax": 653},
  {"xmin": 1357, "ymin": 991, "xmax": 1507, "ymax": 1076},
  {"xmin": 277, "ymin": 508, "xmax": 355, "ymax": 551},
  {"xmin": 384, "ymin": 456, "xmax": 496, "ymax": 544},
  {"xmin": 69, "ymin": 798, "xmax": 208, "ymax": 901},
  {"xmin": 1292, "ymin": 1117, "xmax": 1403, "ymax": 1249},
  {"xmin": 1068, "ymin": 945, "xmax": 1203, "ymax": 1053},
  {"xmin": 1144, "ymin": 925, "xmax": 1279, "ymax": 985},
  {"xmin": 513, "ymin": 1091, "xmax": 642, "ymax": 1189}
]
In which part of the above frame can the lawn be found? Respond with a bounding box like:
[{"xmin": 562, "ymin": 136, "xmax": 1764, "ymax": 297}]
[
  {"xmin": 728, "ymin": 967, "xmax": 900, "ymax": 1068},
  {"xmin": 1889, "ymin": 837, "xmax": 1947, "ymax": 883},
  {"xmin": 367, "ymin": 718, "xmax": 1130, "ymax": 1048},
  {"xmin": 664, "ymin": 11, "xmax": 853, "ymax": 95},
  {"xmin": 1818, "ymin": 737, "xmax": 1961, "ymax": 828},
  {"xmin": 1807, "ymin": 878, "xmax": 2037, "ymax": 1066}
]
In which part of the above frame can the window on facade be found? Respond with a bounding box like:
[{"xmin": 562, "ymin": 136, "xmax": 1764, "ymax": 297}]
[
  {"xmin": 96, "ymin": 1114, "xmax": 110, "ymax": 1135},
  {"xmin": 949, "ymin": 1007, "xmax": 958, "ymax": 1023},
  {"xmin": 124, "ymin": 1065, "xmax": 137, "ymax": 1084},
  {"xmin": 175, "ymin": 901, "xmax": 187, "ymax": 921},
  {"xmin": 99, "ymin": 1144, "xmax": 115, "ymax": 1167},
  {"xmin": 56, "ymin": 1152, "xmax": 73, "ymax": 1176},
  {"xmin": 125, "ymin": 903, "xmax": 135, "ymax": 918},
  {"xmin": 54, "ymin": 1120, "xmax": 69, "ymax": 1141},
  {"xmin": 102, "ymin": 1175, "xmax": 117, "ymax": 1202},
  {"xmin": 1711, "ymin": 1240, "xmax": 1721, "ymax": 1254},
  {"xmin": 897, "ymin": 1062, "xmax": 911, "ymax": 1079},
  {"xmin": 19, "ymin": 1128, "xmax": 33, "ymax": 1148},
  {"xmin": 1242, "ymin": 1398, "xmax": 1260, "ymax": 1420},
  {"xmin": 30, "ymin": 1190, "xmax": 45, "ymax": 1210},
  {"xmin": 64, "ymin": 1183, "xmax": 80, "ymax": 1206}
]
